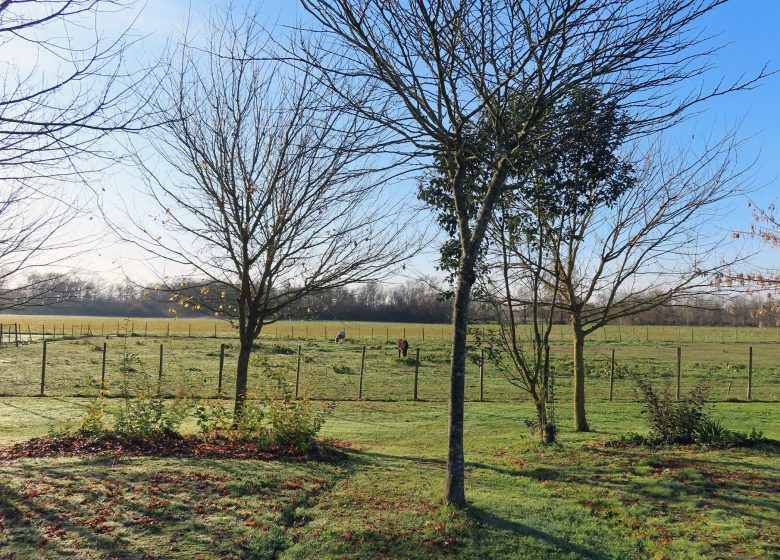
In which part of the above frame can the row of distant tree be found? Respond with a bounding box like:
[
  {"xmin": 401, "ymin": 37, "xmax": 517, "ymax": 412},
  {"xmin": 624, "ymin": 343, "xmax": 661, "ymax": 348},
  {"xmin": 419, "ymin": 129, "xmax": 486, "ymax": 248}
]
[{"xmin": 3, "ymin": 273, "xmax": 778, "ymax": 328}]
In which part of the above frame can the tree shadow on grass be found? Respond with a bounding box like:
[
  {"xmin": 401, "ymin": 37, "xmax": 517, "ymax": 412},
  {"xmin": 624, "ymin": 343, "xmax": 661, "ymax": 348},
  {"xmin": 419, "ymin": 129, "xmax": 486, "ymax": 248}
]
[{"xmin": 468, "ymin": 506, "xmax": 610, "ymax": 560}]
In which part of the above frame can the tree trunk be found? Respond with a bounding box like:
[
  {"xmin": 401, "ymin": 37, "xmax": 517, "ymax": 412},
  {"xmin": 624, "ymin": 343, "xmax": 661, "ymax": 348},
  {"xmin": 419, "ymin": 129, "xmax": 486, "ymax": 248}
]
[
  {"xmin": 444, "ymin": 267, "xmax": 473, "ymax": 508},
  {"xmin": 233, "ymin": 335, "xmax": 253, "ymax": 419},
  {"xmin": 572, "ymin": 322, "xmax": 589, "ymax": 432},
  {"xmin": 535, "ymin": 399, "xmax": 555, "ymax": 444}
]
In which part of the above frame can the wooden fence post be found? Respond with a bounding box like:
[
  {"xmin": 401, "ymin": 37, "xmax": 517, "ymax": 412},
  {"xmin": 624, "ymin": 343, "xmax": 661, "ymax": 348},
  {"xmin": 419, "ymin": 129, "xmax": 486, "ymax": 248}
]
[
  {"xmin": 14, "ymin": 323, "xmax": 19, "ymax": 347},
  {"xmin": 609, "ymin": 348, "xmax": 615, "ymax": 402},
  {"xmin": 101, "ymin": 342, "xmax": 107, "ymax": 390},
  {"xmin": 479, "ymin": 348, "xmax": 485, "ymax": 402},
  {"xmin": 214, "ymin": 324, "xmax": 217, "ymax": 338},
  {"xmin": 676, "ymin": 347, "xmax": 682, "ymax": 401},
  {"xmin": 218, "ymin": 343, "xmax": 225, "ymax": 395},
  {"xmin": 358, "ymin": 346, "xmax": 366, "ymax": 400},
  {"xmin": 158, "ymin": 344, "xmax": 164, "ymax": 392},
  {"xmin": 422, "ymin": 327, "xmax": 425, "ymax": 341},
  {"xmin": 413, "ymin": 348, "xmax": 420, "ymax": 401},
  {"xmin": 0, "ymin": 323, "xmax": 3, "ymax": 348},
  {"xmin": 189, "ymin": 324, "xmax": 192, "ymax": 337},
  {"xmin": 40, "ymin": 341, "xmax": 47, "ymax": 396},
  {"xmin": 747, "ymin": 346, "xmax": 753, "ymax": 401},
  {"xmin": 145, "ymin": 322, "xmax": 148, "ymax": 337},
  {"xmin": 295, "ymin": 345, "xmax": 302, "ymax": 399}
]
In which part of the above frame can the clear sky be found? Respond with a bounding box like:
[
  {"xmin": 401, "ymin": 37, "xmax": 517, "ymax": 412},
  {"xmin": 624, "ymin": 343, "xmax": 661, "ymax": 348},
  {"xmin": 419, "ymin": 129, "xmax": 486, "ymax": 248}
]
[{"xmin": 10, "ymin": 0, "xmax": 780, "ymax": 285}]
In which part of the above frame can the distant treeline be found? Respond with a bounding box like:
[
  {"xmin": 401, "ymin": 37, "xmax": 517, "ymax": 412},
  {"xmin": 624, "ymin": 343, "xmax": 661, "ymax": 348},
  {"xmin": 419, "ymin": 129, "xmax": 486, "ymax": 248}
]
[{"xmin": 2, "ymin": 273, "xmax": 778, "ymax": 327}]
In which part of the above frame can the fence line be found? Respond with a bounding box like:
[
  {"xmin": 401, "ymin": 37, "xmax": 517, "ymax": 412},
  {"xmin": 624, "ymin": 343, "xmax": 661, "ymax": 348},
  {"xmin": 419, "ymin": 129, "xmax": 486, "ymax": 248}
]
[{"xmin": 16, "ymin": 336, "xmax": 769, "ymax": 403}]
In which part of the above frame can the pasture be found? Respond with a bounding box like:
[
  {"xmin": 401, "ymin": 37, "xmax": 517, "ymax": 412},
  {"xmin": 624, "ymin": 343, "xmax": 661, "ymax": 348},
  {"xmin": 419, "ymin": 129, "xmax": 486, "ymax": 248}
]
[
  {"xmin": 0, "ymin": 316, "xmax": 777, "ymax": 402},
  {"xmin": 0, "ymin": 317, "xmax": 777, "ymax": 559}
]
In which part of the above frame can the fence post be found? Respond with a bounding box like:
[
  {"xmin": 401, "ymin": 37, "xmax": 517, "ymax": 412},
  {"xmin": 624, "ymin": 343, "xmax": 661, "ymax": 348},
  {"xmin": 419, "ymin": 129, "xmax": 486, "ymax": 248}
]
[
  {"xmin": 358, "ymin": 346, "xmax": 366, "ymax": 400},
  {"xmin": 413, "ymin": 348, "xmax": 420, "ymax": 401},
  {"xmin": 145, "ymin": 322, "xmax": 148, "ymax": 337},
  {"xmin": 101, "ymin": 342, "xmax": 107, "ymax": 390},
  {"xmin": 609, "ymin": 348, "xmax": 615, "ymax": 402},
  {"xmin": 189, "ymin": 324, "xmax": 192, "ymax": 337},
  {"xmin": 325, "ymin": 326, "xmax": 328, "ymax": 341},
  {"xmin": 214, "ymin": 324, "xmax": 217, "ymax": 338},
  {"xmin": 676, "ymin": 346, "xmax": 682, "ymax": 401},
  {"xmin": 0, "ymin": 323, "xmax": 3, "ymax": 348},
  {"xmin": 166, "ymin": 323, "xmax": 169, "ymax": 337},
  {"xmin": 218, "ymin": 343, "xmax": 225, "ymax": 395},
  {"xmin": 479, "ymin": 348, "xmax": 485, "ymax": 402},
  {"xmin": 14, "ymin": 323, "xmax": 19, "ymax": 347},
  {"xmin": 40, "ymin": 341, "xmax": 47, "ymax": 396},
  {"xmin": 295, "ymin": 344, "xmax": 302, "ymax": 399},
  {"xmin": 422, "ymin": 327, "xmax": 425, "ymax": 341},
  {"xmin": 747, "ymin": 346, "xmax": 753, "ymax": 401},
  {"xmin": 386, "ymin": 326, "xmax": 389, "ymax": 340},
  {"xmin": 158, "ymin": 344, "xmax": 164, "ymax": 392}
]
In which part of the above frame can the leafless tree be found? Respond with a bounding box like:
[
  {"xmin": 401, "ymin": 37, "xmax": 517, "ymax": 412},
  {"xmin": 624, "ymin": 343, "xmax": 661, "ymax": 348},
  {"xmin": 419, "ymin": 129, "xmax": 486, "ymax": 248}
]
[
  {"xmin": 299, "ymin": 0, "xmax": 766, "ymax": 507},
  {"xmin": 509, "ymin": 135, "xmax": 749, "ymax": 431},
  {"xmin": 118, "ymin": 9, "xmax": 414, "ymax": 418},
  {"xmin": 1, "ymin": 0, "xmax": 148, "ymax": 310},
  {"xmin": 476, "ymin": 198, "xmax": 564, "ymax": 444}
]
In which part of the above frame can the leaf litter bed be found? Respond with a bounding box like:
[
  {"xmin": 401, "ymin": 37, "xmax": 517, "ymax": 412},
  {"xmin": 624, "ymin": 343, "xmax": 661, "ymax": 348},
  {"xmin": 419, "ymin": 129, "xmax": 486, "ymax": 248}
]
[{"xmin": 0, "ymin": 433, "xmax": 348, "ymax": 461}]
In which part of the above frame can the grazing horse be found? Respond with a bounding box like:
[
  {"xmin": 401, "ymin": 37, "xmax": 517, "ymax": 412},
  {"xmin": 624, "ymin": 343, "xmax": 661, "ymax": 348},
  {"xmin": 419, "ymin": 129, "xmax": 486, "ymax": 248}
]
[
  {"xmin": 335, "ymin": 329, "xmax": 346, "ymax": 343},
  {"xmin": 396, "ymin": 339, "xmax": 409, "ymax": 358}
]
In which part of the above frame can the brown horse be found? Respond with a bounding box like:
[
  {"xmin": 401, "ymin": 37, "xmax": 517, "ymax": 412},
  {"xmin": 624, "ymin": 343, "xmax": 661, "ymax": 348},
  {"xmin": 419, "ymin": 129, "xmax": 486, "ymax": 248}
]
[{"xmin": 396, "ymin": 339, "xmax": 409, "ymax": 358}]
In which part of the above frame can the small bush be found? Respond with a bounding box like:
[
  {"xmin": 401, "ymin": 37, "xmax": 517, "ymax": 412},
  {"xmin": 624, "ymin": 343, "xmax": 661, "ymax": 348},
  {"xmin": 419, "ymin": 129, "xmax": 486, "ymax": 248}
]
[
  {"xmin": 114, "ymin": 395, "xmax": 192, "ymax": 439},
  {"xmin": 196, "ymin": 395, "xmax": 329, "ymax": 452},
  {"xmin": 332, "ymin": 364, "xmax": 355, "ymax": 375},
  {"xmin": 77, "ymin": 394, "xmax": 108, "ymax": 436},
  {"xmin": 255, "ymin": 343, "xmax": 296, "ymax": 355},
  {"xmin": 635, "ymin": 378, "xmax": 709, "ymax": 445}
]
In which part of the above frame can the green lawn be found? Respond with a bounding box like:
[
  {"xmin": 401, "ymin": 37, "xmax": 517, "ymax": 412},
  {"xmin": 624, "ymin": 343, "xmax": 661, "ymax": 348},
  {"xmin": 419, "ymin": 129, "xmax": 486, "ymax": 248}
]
[{"xmin": 0, "ymin": 398, "xmax": 777, "ymax": 559}]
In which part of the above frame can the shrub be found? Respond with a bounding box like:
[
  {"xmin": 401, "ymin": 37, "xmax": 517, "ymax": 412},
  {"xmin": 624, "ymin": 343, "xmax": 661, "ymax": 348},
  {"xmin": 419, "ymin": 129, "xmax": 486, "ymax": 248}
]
[
  {"xmin": 196, "ymin": 395, "xmax": 329, "ymax": 452},
  {"xmin": 77, "ymin": 393, "xmax": 108, "ymax": 436},
  {"xmin": 114, "ymin": 395, "xmax": 192, "ymax": 440},
  {"xmin": 332, "ymin": 364, "xmax": 355, "ymax": 375},
  {"xmin": 635, "ymin": 378, "xmax": 709, "ymax": 444}
]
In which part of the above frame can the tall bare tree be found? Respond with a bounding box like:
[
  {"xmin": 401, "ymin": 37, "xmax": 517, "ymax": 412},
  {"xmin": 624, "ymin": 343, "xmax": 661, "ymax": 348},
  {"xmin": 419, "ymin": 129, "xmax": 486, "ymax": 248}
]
[
  {"xmin": 300, "ymin": 0, "xmax": 765, "ymax": 506},
  {"xmin": 120, "ymin": 9, "xmax": 413, "ymax": 417},
  {"xmin": 1, "ymin": 0, "xmax": 147, "ymax": 309},
  {"xmin": 519, "ymin": 134, "xmax": 748, "ymax": 431}
]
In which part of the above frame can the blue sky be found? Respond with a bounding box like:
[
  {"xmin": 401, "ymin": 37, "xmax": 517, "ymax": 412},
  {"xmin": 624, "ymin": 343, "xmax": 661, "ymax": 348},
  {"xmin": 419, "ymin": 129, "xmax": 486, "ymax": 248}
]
[{"xmin": 35, "ymin": 0, "xmax": 780, "ymax": 282}]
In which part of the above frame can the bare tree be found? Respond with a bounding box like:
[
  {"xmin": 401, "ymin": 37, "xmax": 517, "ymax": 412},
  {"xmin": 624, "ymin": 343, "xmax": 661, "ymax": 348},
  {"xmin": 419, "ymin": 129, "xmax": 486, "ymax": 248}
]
[
  {"xmin": 0, "ymin": 0, "xmax": 147, "ymax": 310},
  {"xmin": 516, "ymin": 135, "xmax": 748, "ymax": 431},
  {"xmin": 476, "ymin": 200, "xmax": 563, "ymax": 445},
  {"xmin": 119, "ymin": 9, "xmax": 413, "ymax": 418},
  {"xmin": 300, "ymin": 0, "xmax": 765, "ymax": 506}
]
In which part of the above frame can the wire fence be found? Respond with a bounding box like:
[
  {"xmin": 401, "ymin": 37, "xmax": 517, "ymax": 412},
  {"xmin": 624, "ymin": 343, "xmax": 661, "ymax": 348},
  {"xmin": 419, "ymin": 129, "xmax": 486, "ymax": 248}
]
[{"xmin": 0, "ymin": 328, "xmax": 776, "ymax": 402}]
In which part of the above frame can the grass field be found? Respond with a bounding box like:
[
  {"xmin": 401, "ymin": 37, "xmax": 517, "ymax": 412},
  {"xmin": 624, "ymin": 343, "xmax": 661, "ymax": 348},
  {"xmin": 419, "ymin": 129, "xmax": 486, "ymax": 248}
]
[
  {"xmin": 0, "ymin": 317, "xmax": 777, "ymax": 559},
  {"xmin": 0, "ymin": 399, "xmax": 777, "ymax": 559},
  {"xmin": 0, "ymin": 317, "xmax": 777, "ymax": 402}
]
